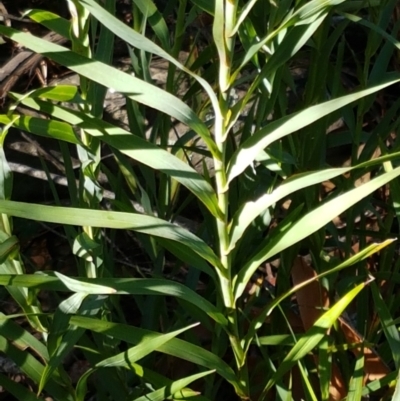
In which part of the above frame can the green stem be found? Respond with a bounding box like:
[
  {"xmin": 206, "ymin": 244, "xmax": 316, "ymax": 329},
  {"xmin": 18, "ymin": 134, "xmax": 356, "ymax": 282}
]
[{"xmin": 212, "ymin": 1, "xmax": 248, "ymax": 397}]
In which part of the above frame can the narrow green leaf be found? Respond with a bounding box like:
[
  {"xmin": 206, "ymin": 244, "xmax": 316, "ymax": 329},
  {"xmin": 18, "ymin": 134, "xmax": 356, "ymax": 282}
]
[
  {"xmin": 0, "ymin": 274, "xmax": 227, "ymax": 325},
  {"xmin": 229, "ymin": 167, "xmax": 350, "ymax": 251},
  {"xmin": 134, "ymin": 369, "xmax": 214, "ymax": 401},
  {"xmin": 347, "ymin": 353, "xmax": 365, "ymax": 401},
  {"xmin": 75, "ymin": 0, "xmax": 220, "ymax": 118},
  {"xmin": 0, "ymin": 199, "xmax": 222, "ymax": 269},
  {"xmin": 318, "ymin": 337, "xmax": 331, "ymax": 401},
  {"xmin": 227, "ymin": 74, "xmax": 400, "ymax": 184},
  {"xmin": 244, "ymin": 240, "xmax": 396, "ymax": 355},
  {"xmin": 230, "ymin": 151, "xmax": 400, "ymax": 252},
  {"xmin": 69, "ymin": 315, "xmax": 239, "ymax": 390},
  {"xmin": 361, "ymin": 369, "xmax": 396, "ymax": 397},
  {"xmin": 261, "ymin": 281, "xmax": 367, "ymax": 395},
  {"xmin": 234, "ymin": 0, "xmax": 345, "ymax": 76},
  {"xmin": 54, "ymin": 272, "xmax": 116, "ymax": 294},
  {"xmin": 38, "ymin": 296, "xmax": 83, "ymax": 395},
  {"xmin": 117, "ymin": 361, "xmax": 211, "ymax": 400},
  {"xmin": 234, "ymin": 167, "xmax": 400, "ymax": 301},
  {"xmin": 0, "ymin": 374, "xmax": 45, "ymax": 401},
  {"xmin": 0, "ymin": 312, "xmax": 49, "ymax": 362},
  {"xmin": 0, "ymin": 114, "xmax": 80, "ymax": 144},
  {"xmin": 26, "ymin": 9, "xmax": 71, "ymax": 39},
  {"xmin": 189, "ymin": 0, "xmax": 214, "ymax": 15},
  {"xmin": 0, "ymin": 336, "xmax": 73, "ymax": 400},
  {"xmin": 341, "ymin": 11, "xmax": 400, "ymax": 53},
  {"xmin": 0, "ymin": 25, "xmax": 219, "ymax": 157},
  {"xmin": 25, "ymin": 85, "xmax": 79, "ymax": 102},
  {"xmin": 43, "ymin": 295, "xmax": 105, "ymax": 399},
  {"xmin": 371, "ymin": 281, "xmax": 400, "ymax": 370},
  {"xmin": 7, "ymin": 94, "xmax": 222, "ymax": 220},
  {"xmin": 392, "ymin": 370, "xmax": 400, "ymax": 401},
  {"xmin": 0, "ymin": 235, "xmax": 19, "ymax": 263},
  {"xmin": 98, "ymin": 323, "xmax": 199, "ymax": 368},
  {"xmin": 76, "ymin": 323, "xmax": 200, "ymax": 401},
  {"xmin": 157, "ymin": 238, "xmax": 217, "ymax": 281}
]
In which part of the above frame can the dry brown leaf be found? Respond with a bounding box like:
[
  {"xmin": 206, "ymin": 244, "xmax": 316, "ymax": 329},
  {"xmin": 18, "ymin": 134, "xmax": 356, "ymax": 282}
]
[
  {"xmin": 291, "ymin": 256, "xmax": 330, "ymax": 331},
  {"xmin": 339, "ymin": 317, "xmax": 390, "ymax": 381},
  {"xmin": 292, "ymin": 256, "xmax": 347, "ymax": 401}
]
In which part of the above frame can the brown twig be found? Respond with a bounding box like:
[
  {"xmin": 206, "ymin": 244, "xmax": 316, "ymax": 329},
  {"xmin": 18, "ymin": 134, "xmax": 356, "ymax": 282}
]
[{"xmin": 0, "ymin": 31, "xmax": 68, "ymax": 101}]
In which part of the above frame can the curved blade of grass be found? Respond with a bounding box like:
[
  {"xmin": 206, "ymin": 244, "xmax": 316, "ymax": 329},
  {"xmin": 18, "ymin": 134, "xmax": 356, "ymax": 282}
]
[
  {"xmin": 0, "ymin": 114, "xmax": 80, "ymax": 145},
  {"xmin": 0, "ymin": 312, "xmax": 48, "ymax": 362},
  {"xmin": 361, "ymin": 369, "xmax": 397, "ymax": 398},
  {"xmin": 0, "ymin": 336, "xmax": 73, "ymax": 400},
  {"xmin": 69, "ymin": 315, "xmax": 242, "ymax": 395},
  {"xmin": 75, "ymin": 0, "xmax": 220, "ymax": 116},
  {"xmin": 0, "ymin": 374, "xmax": 46, "ymax": 401},
  {"xmin": 98, "ymin": 323, "xmax": 199, "ymax": 368},
  {"xmin": 42, "ymin": 294, "xmax": 106, "ymax": 398},
  {"xmin": 39, "ymin": 292, "xmax": 87, "ymax": 395},
  {"xmin": 243, "ymin": 239, "xmax": 395, "ymax": 354},
  {"xmin": 32, "ymin": 0, "xmax": 221, "ymax": 129},
  {"xmin": 392, "ymin": 370, "xmax": 400, "ymax": 401},
  {"xmin": 76, "ymin": 323, "xmax": 197, "ymax": 401},
  {"xmin": 0, "ymin": 274, "xmax": 227, "ymax": 325},
  {"xmin": 113, "ymin": 0, "xmax": 170, "ymax": 50},
  {"xmin": 53, "ymin": 272, "xmax": 116, "ymax": 294},
  {"xmin": 347, "ymin": 353, "xmax": 365, "ymax": 401},
  {"xmin": 157, "ymin": 238, "xmax": 217, "ymax": 281},
  {"xmin": 0, "ymin": 199, "xmax": 222, "ymax": 269},
  {"xmin": 190, "ymin": 0, "xmax": 214, "ymax": 15},
  {"xmin": 234, "ymin": 166, "xmax": 400, "ymax": 301},
  {"xmin": 134, "ymin": 370, "xmax": 214, "ymax": 401},
  {"xmin": 229, "ymin": 151, "xmax": 400, "ymax": 252},
  {"xmin": 25, "ymin": 10, "xmax": 71, "ymax": 39},
  {"xmin": 341, "ymin": 11, "xmax": 400, "ymax": 53},
  {"xmin": 228, "ymin": 167, "xmax": 350, "ymax": 251},
  {"xmin": 226, "ymin": 74, "xmax": 400, "ymax": 185},
  {"xmin": 121, "ymin": 362, "xmax": 212, "ymax": 401},
  {"xmin": 233, "ymin": 0, "xmax": 345, "ymax": 76},
  {"xmin": 260, "ymin": 281, "xmax": 367, "ymax": 397},
  {"xmin": 0, "ymin": 25, "xmax": 219, "ymax": 158},
  {"xmin": 8, "ymin": 93, "xmax": 222, "ymax": 220},
  {"xmin": 371, "ymin": 281, "xmax": 400, "ymax": 370},
  {"xmin": 0, "ymin": 235, "xmax": 19, "ymax": 264}
]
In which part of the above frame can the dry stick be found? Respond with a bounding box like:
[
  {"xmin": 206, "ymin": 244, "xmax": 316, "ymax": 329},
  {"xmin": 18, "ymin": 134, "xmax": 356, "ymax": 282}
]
[
  {"xmin": 0, "ymin": 31, "xmax": 68, "ymax": 100},
  {"xmin": 0, "ymin": 1, "xmax": 10, "ymax": 27}
]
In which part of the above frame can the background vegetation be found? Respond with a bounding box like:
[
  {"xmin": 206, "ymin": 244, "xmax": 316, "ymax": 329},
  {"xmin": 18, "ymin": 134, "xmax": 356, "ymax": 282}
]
[{"xmin": 0, "ymin": 0, "xmax": 400, "ymax": 399}]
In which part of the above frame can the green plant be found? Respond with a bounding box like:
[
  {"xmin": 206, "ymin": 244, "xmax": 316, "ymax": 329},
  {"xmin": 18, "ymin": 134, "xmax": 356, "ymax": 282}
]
[{"xmin": 0, "ymin": 0, "xmax": 400, "ymax": 399}]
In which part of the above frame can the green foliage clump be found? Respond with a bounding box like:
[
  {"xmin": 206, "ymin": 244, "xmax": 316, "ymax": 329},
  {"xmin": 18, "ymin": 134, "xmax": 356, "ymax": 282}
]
[{"xmin": 0, "ymin": 0, "xmax": 400, "ymax": 399}]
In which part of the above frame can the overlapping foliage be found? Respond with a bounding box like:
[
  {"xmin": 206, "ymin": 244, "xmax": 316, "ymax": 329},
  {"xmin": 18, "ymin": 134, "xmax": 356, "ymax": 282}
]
[{"xmin": 0, "ymin": 0, "xmax": 400, "ymax": 399}]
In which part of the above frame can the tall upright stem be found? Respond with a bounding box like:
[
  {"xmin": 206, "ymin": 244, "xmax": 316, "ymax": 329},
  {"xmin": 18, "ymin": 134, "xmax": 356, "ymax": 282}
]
[{"xmin": 212, "ymin": 0, "xmax": 249, "ymax": 397}]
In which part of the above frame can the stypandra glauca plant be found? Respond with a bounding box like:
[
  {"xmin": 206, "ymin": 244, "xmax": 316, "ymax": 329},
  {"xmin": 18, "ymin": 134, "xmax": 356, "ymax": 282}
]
[{"xmin": 0, "ymin": 0, "xmax": 400, "ymax": 399}]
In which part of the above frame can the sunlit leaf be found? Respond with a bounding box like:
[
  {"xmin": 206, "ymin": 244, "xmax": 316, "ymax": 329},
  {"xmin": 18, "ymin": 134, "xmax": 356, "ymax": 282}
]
[
  {"xmin": 0, "ymin": 199, "xmax": 222, "ymax": 269},
  {"xmin": 261, "ymin": 281, "xmax": 367, "ymax": 395},
  {"xmin": 227, "ymin": 74, "xmax": 400, "ymax": 184},
  {"xmin": 234, "ymin": 167, "xmax": 400, "ymax": 301}
]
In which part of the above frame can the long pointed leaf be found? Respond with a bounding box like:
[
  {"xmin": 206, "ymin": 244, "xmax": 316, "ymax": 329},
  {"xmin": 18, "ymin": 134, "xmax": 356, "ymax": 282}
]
[
  {"xmin": 68, "ymin": 315, "xmax": 241, "ymax": 394},
  {"xmin": 0, "ymin": 199, "xmax": 222, "ymax": 269},
  {"xmin": 133, "ymin": 370, "xmax": 214, "ymax": 401},
  {"xmin": 0, "ymin": 25, "xmax": 220, "ymax": 158},
  {"xmin": 4, "ymin": 92, "xmax": 223, "ymax": 220},
  {"xmin": 229, "ymin": 151, "xmax": 400, "ymax": 252},
  {"xmin": 0, "ymin": 274, "xmax": 227, "ymax": 325},
  {"xmin": 234, "ymin": 166, "xmax": 400, "ymax": 300},
  {"xmin": 261, "ymin": 281, "xmax": 367, "ymax": 396},
  {"xmin": 227, "ymin": 74, "xmax": 400, "ymax": 184}
]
